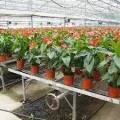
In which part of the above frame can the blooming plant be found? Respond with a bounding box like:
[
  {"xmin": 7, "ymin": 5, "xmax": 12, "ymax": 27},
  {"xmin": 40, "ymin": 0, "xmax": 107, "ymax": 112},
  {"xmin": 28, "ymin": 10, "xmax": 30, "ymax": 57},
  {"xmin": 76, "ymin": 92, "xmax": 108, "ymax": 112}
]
[{"xmin": 99, "ymin": 41, "xmax": 120, "ymax": 88}]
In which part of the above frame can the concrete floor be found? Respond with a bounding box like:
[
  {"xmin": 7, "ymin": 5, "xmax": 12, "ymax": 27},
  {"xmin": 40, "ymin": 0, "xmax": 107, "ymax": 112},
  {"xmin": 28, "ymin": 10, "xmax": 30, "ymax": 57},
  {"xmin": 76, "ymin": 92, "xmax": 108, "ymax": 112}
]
[
  {"xmin": 90, "ymin": 102, "xmax": 120, "ymax": 120},
  {"xmin": 0, "ymin": 80, "xmax": 49, "ymax": 120},
  {"xmin": 0, "ymin": 79, "xmax": 120, "ymax": 120}
]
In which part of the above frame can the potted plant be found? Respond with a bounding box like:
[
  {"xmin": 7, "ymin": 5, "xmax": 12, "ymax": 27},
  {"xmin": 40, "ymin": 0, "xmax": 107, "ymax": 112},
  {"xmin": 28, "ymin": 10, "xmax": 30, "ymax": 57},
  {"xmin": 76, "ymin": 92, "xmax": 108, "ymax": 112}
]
[
  {"xmin": 41, "ymin": 39, "xmax": 61, "ymax": 80},
  {"xmin": 24, "ymin": 44, "xmax": 41, "ymax": 75},
  {"xmin": 60, "ymin": 46, "xmax": 77, "ymax": 86},
  {"xmin": 4, "ymin": 31, "xmax": 14, "ymax": 58},
  {"xmin": 75, "ymin": 45, "xmax": 103, "ymax": 89},
  {"xmin": 99, "ymin": 41, "xmax": 120, "ymax": 98},
  {"xmin": 12, "ymin": 35, "xmax": 29, "ymax": 69},
  {"xmin": 73, "ymin": 39, "xmax": 85, "ymax": 75},
  {"xmin": 100, "ymin": 56, "xmax": 120, "ymax": 98},
  {"xmin": 0, "ymin": 31, "xmax": 13, "ymax": 62},
  {"xmin": 0, "ymin": 34, "xmax": 7, "ymax": 62}
]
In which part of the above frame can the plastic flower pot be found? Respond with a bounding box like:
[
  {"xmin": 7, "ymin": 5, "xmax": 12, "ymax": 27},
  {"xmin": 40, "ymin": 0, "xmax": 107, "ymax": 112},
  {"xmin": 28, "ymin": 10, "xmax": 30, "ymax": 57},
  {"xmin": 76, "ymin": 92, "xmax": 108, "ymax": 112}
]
[
  {"xmin": 31, "ymin": 64, "xmax": 39, "ymax": 75},
  {"xmin": 92, "ymin": 71, "xmax": 101, "ymax": 81},
  {"xmin": 46, "ymin": 69, "xmax": 55, "ymax": 80},
  {"xmin": 75, "ymin": 68, "xmax": 82, "ymax": 75},
  {"xmin": 82, "ymin": 78, "xmax": 93, "ymax": 90},
  {"xmin": 17, "ymin": 60, "xmax": 24, "ymax": 69},
  {"xmin": 108, "ymin": 86, "xmax": 119, "ymax": 98},
  {"xmin": 0, "ymin": 55, "xmax": 7, "ymax": 62},
  {"xmin": 64, "ymin": 75, "xmax": 74, "ymax": 86}
]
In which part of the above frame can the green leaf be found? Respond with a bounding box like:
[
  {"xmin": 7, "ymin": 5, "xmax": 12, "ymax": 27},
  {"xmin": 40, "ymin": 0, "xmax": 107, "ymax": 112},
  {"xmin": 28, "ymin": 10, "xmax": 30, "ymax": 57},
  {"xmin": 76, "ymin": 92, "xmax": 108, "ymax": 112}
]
[
  {"xmin": 47, "ymin": 51, "xmax": 55, "ymax": 59},
  {"xmin": 65, "ymin": 37, "xmax": 73, "ymax": 45},
  {"xmin": 97, "ymin": 53, "xmax": 105, "ymax": 62},
  {"xmin": 53, "ymin": 46, "xmax": 61, "ymax": 53},
  {"xmin": 75, "ymin": 50, "xmax": 87, "ymax": 58},
  {"xmin": 28, "ymin": 53, "xmax": 33, "ymax": 62},
  {"xmin": 108, "ymin": 62, "xmax": 118, "ymax": 74},
  {"xmin": 97, "ymin": 48, "xmax": 113, "ymax": 55},
  {"xmin": 86, "ymin": 52, "xmax": 92, "ymax": 63},
  {"xmin": 103, "ymin": 40, "xmax": 109, "ymax": 48},
  {"xmin": 84, "ymin": 53, "xmax": 92, "ymax": 68},
  {"xmin": 62, "ymin": 56, "xmax": 71, "ymax": 68},
  {"xmin": 116, "ymin": 41, "xmax": 120, "ymax": 58},
  {"xmin": 40, "ymin": 43, "xmax": 47, "ymax": 54},
  {"xmin": 86, "ymin": 58, "xmax": 94, "ymax": 73},
  {"xmin": 51, "ymin": 61, "xmax": 58, "ymax": 68},
  {"xmin": 111, "ymin": 41, "xmax": 116, "ymax": 52},
  {"xmin": 102, "ymin": 73, "xmax": 110, "ymax": 81},
  {"xmin": 36, "ymin": 59, "xmax": 41, "ymax": 64},
  {"xmin": 88, "ymin": 46, "xmax": 94, "ymax": 49},
  {"xmin": 14, "ymin": 48, "xmax": 20, "ymax": 53},
  {"xmin": 113, "ymin": 55, "xmax": 120, "ymax": 69},
  {"xmin": 35, "ymin": 55, "xmax": 43, "ymax": 58},
  {"xmin": 117, "ymin": 77, "xmax": 120, "ymax": 86},
  {"xmin": 98, "ymin": 60, "xmax": 109, "ymax": 68}
]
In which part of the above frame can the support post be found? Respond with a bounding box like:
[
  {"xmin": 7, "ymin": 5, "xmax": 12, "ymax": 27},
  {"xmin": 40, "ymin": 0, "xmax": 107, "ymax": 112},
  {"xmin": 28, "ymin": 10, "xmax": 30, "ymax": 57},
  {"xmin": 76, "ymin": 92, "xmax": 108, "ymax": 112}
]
[
  {"xmin": 72, "ymin": 92, "xmax": 77, "ymax": 120},
  {"xmin": 22, "ymin": 76, "xmax": 26, "ymax": 102},
  {"xmin": 64, "ymin": 17, "xmax": 66, "ymax": 27},
  {"xmin": 0, "ymin": 67, "xmax": 5, "ymax": 90},
  {"xmin": 31, "ymin": 16, "xmax": 33, "ymax": 28}
]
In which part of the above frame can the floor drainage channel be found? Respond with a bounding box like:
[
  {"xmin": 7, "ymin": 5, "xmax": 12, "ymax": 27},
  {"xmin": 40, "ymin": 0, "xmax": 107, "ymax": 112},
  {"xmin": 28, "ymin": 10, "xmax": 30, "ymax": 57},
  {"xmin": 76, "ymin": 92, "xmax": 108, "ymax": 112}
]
[{"xmin": 14, "ymin": 90, "xmax": 105, "ymax": 120}]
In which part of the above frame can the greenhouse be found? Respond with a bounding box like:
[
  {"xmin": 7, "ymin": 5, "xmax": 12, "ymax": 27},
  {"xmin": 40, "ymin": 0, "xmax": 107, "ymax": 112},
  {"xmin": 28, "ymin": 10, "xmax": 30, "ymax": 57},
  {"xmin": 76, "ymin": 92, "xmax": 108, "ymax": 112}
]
[{"xmin": 0, "ymin": 0, "xmax": 120, "ymax": 120}]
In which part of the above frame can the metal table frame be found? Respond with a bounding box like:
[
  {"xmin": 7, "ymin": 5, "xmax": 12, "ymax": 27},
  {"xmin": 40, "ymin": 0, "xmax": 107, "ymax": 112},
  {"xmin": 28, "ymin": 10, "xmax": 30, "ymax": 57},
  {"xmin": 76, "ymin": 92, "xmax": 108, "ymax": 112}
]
[
  {"xmin": 0, "ymin": 58, "xmax": 17, "ymax": 90},
  {"xmin": 8, "ymin": 67, "xmax": 120, "ymax": 120}
]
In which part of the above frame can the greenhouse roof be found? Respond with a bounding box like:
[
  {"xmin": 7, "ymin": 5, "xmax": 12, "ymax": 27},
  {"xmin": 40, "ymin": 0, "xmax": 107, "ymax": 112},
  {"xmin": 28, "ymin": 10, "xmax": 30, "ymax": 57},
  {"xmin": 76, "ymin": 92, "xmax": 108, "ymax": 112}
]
[{"xmin": 0, "ymin": 0, "xmax": 120, "ymax": 22}]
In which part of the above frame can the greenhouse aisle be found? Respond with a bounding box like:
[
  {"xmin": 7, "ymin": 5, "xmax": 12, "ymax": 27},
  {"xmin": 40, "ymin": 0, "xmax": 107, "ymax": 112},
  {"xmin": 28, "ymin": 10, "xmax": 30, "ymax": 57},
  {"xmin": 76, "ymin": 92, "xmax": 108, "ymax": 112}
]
[
  {"xmin": 0, "ymin": 80, "xmax": 49, "ymax": 120},
  {"xmin": 0, "ymin": 111, "xmax": 21, "ymax": 120},
  {"xmin": 90, "ymin": 102, "xmax": 120, "ymax": 120}
]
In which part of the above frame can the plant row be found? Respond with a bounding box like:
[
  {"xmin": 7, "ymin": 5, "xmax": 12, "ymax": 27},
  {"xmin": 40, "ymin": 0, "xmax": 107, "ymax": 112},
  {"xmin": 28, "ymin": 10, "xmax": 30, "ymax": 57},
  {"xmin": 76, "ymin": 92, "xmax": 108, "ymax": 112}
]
[{"xmin": 0, "ymin": 27, "xmax": 120, "ymax": 98}]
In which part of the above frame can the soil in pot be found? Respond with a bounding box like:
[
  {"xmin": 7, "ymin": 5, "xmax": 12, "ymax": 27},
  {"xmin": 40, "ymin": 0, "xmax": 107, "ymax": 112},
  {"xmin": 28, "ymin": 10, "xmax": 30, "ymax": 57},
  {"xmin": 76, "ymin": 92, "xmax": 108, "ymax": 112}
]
[
  {"xmin": 93, "ymin": 71, "xmax": 101, "ymax": 81},
  {"xmin": 75, "ymin": 68, "xmax": 82, "ymax": 75},
  {"xmin": 31, "ymin": 65, "xmax": 39, "ymax": 75},
  {"xmin": 0, "ymin": 55, "xmax": 7, "ymax": 62},
  {"xmin": 64, "ymin": 74, "xmax": 74, "ymax": 86},
  {"xmin": 46, "ymin": 69, "xmax": 55, "ymax": 80},
  {"xmin": 108, "ymin": 86, "xmax": 120, "ymax": 98},
  {"xmin": 82, "ymin": 78, "xmax": 93, "ymax": 90},
  {"xmin": 17, "ymin": 60, "xmax": 24, "ymax": 69}
]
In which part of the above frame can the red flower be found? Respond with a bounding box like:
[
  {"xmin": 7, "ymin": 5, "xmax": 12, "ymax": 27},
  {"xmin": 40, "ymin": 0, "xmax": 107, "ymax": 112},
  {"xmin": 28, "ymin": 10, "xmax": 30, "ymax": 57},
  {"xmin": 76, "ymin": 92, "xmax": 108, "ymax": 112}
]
[
  {"xmin": 43, "ymin": 38, "xmax": 53, "ymax": 45},
  {"xmin": 29, "ymin": 44, "xmax": 34, "ymax": 50},
  {"xmin": 73, "ymin": 32, "xmax": 80, "ymax": 39},
  {"xmin": 47, "ymin": 40, "xmax": 53, "ymax": 45},
  {"xmin": 60, "ymin": 44, "xmax": 70, "ymax": 48},
  {"xmin": 58, "ymin": 39, "xmax": 64, "ymax": 43},
  {"xmin": 114, "ymin": 31, "xmax": 119, "ymax": 36},
  {"xmin": 89, "ymin": 38, "xmax": 101, "ymax": 47},
  {"xmin": 87, "ymin": 32, "xmax": 95, "ymax": 37},
  {"xmin": 43, "ymin": 38, "xmax": 50, "ymax": 43}
]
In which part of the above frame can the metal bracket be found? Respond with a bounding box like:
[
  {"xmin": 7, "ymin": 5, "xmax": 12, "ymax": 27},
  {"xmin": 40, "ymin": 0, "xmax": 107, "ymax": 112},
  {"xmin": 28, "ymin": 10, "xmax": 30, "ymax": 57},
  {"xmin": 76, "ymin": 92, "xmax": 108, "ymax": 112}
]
[
  {"xmin": 46, "ymin": 90, "xmax": 77, "ymax": 120},
  {"xmin": 0, "ymin": 66, "xmax": 5, "ymax": 90}
]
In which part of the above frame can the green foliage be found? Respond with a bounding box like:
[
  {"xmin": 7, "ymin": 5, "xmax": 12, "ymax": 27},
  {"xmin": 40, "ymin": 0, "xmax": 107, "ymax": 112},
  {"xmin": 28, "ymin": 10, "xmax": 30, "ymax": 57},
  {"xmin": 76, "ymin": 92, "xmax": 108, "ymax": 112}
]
[
  {"xmin": 0, "ymin": 31, "xmax": 13, "ymax": 55},
  {"xmin": 12, "ymin": 35, "xmax": 29, "ymax": 60}
]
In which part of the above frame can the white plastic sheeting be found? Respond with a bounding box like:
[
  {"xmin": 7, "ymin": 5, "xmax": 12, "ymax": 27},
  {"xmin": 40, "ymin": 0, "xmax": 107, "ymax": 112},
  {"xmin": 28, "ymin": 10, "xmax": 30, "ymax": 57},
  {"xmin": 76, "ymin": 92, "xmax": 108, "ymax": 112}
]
[{"xmin": 0, "ymin": 0, "xmax": 120, "ymax": 27}]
